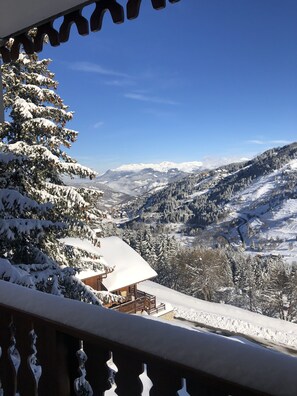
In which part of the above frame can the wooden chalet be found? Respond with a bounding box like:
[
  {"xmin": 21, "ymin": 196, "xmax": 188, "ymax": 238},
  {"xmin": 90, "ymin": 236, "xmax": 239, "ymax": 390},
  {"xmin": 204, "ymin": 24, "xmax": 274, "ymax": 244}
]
[{"xmin": 63, "ymin": 236, "xmax": 166, "ymax": 315}]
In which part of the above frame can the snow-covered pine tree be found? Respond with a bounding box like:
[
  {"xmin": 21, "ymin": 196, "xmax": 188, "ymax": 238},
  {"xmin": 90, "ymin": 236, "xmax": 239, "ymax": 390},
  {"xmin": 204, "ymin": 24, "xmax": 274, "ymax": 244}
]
[{"xmin": 0, "ymin": 50, "xmax": 113, "ymax": 304}]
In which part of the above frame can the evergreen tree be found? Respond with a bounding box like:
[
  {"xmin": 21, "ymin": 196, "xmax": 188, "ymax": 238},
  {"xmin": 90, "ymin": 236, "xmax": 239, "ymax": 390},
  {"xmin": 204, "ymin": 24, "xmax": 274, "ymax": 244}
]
[{"xmin": 0, "ymin": 50, "xmax": 111, "ymax": 304}]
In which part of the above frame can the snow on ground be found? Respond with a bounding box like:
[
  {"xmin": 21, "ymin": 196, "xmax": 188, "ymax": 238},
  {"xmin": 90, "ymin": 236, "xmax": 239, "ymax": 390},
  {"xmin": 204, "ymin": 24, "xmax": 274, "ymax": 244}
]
[
  {"xmin": 271, "ymin": 199, "xmax": 297, "ymax": 221},
  {"xmin": 219, "ymin": 158, "xmax": 297, "ymax": 262},
  {"xmin": 228, "ymin": 160, "xmax": 297, "ymax": 212},
  {"xmin": 186, "ymin": 189, "xmax": 209, "ymax": 200},
  {"xmin": 230, "ymin": 172, "xmax": 276, "ymax": 209},
  {"xmin": 245, "ymin": 198, "xmax": 297, "ymax": 263},
  {"xmin": 139, "ymin": 281, "xmax": 297, "ymax": 352},
  {"xmin": 286, "ymin": 158, "xmax": 297, "ymax": 170}
]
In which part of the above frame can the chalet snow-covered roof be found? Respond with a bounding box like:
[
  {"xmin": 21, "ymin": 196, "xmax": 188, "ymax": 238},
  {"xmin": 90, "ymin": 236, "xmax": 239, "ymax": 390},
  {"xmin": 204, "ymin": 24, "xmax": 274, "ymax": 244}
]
[
  {"xmin": 61, "ymin": 236, "xmax": 157, "ymax": 291},
  {"xmin": 100, "ymin": 236, "xmax": 157, "ymax": 292}
]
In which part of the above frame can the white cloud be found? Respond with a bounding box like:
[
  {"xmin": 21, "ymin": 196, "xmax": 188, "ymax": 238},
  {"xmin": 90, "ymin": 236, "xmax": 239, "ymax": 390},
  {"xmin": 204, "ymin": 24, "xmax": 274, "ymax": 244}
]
[
  {"xmin": 93, "ymin": 121, "xmax": 104, "ymax": 129},
  {"xmin": 246, "ymin": 139, "xmax": 292, "ymax": 145},
  {"xmin": 270, "ymin": 140, "xmax": 292, "ymax": 145},
  {"xmin": 70, "ymin": 62, "xmax": 129, "ymax": 78},
  {"xmin": 201, "ymin": 156, "xmax": 250, "ymax": 168},
  {"xmin": 246, "ymin": 140, "xmax": 266, "ymax": 145},
  {"xmin": 105, "ymin": 79, "xmax": 135, "ymax": 87},
  {"xmin": 124, "ymin": 92, "xmax": 179, "ymax": 105}
]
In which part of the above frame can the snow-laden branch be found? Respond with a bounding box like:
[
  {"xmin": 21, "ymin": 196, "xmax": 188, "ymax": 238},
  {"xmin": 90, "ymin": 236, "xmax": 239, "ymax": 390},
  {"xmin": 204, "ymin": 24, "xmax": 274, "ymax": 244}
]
[
  {"xmin": 0, "ymin": 141, "xmax": 96, "ymax": 178},
  {"xmin": 0, "ymin": 151, "xmax": 26, "ymax": 164},
  {"xmin": 0, "ymin": 258, "xmax": 34, "ymax": 287},
  {"xmin": 0, "ymin": 188, "xmax": 52, "ymax": 213},
  {"xmin": 0, "ymin": 218, "xmax": 65, "ymax": 240}
]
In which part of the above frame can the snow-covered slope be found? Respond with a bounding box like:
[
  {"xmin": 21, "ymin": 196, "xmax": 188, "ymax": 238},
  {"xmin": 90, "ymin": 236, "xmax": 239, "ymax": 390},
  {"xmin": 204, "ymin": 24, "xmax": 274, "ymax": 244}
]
[
  {"xmin": 139, "ymin": 280, "xmax": 297, "ymax": 352},
  {"xmin": 224, "ymin": 157, "xmax": 297, "ymax": 261},
  {"xmin": 121, "ymin": 143, "xmax": 297, "ymax": 260}
]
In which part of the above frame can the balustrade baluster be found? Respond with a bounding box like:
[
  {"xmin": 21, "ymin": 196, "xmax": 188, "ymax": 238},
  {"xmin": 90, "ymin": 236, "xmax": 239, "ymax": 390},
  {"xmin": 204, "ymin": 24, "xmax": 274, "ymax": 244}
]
[
  {"xmin": 14, "ymin": 315, "xmax": 37, "ymax": 395},
  {"xmin": 74, "ymin": 340, "xmax": 93, "ymax": 395},
  {"xmin": 113, "ymin": 350, "xmax": 143, "ymax": 396},
  {"xmin": 147, "ymin": 363, "xmax": 182, "ymax": 396},
  {"xmin": 35, "ymin": 326, "xmax": 80, "ymax": 396},
  {"xmin": 35, "ymin": 323, "xmax": 59, "ymax": 396},
  {"xmin": 83, "ymin": 341, "xmax": 111, "ymax": 395},
  {"xmin": 56, "ymin": 332, "xmax": 79, "ymax": 396},
  {"xmin": 28, "ymin": 329, "xmax": 42, "ymax": 387},
  {"xmin": 0, "ymin": 311, "xmax": 17, "ymax": 395}
]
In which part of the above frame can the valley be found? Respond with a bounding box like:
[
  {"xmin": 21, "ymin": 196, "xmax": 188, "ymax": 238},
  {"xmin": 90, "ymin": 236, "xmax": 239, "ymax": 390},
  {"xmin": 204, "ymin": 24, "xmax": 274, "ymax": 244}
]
[{"xmin": 73, "ymin": 142, "xmax": 297, "ymax": 323}]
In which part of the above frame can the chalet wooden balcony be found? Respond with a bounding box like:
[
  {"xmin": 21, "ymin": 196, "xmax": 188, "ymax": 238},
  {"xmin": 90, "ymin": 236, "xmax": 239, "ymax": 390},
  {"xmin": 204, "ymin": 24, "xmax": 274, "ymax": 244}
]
[
  {"xmin": 112, "ymin": 290, "xmax": 165, "ymax": 315},
  {"xmin": 0, "ymin": 280, "xmax": 297, "ymax": 396}
]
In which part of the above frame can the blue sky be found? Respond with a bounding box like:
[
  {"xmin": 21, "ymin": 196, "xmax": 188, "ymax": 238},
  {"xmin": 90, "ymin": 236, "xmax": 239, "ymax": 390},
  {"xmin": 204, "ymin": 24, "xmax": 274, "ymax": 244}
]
[{"xmin": 42, "ymin": 0, "xmax": 297, "ymax": 173}]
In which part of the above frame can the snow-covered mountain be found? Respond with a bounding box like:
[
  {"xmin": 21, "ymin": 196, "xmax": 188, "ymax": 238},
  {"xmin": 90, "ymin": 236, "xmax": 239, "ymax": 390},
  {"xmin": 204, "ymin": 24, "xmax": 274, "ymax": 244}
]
[
  {"xmin": 96, "ymin": 159, "xmax": 248, "ymax": 197},
  {"xmin": 115, "ymin": 161, "xmax": 203, "ymax": 173},
  {"xmin": 96, "ymin": 161, "xmax": 204, "ymax": 196},
  {"xmin": 121, "ymin": 143, "xmax": 297, "ymax": 262}
]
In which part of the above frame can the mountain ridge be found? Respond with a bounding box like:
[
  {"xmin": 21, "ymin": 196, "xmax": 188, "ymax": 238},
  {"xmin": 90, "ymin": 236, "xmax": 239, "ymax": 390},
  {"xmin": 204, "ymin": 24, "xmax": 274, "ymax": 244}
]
[
  {"xmin": 96, "ymin": 157, "xmax": 249, "ymax": 197},
  {"xmin": 113, "ymin": 160, "xmax": 204, "ymax": 173},
  {"xmin": 119, "ymin": 142, "xmax": 297, "ymax": 262}
]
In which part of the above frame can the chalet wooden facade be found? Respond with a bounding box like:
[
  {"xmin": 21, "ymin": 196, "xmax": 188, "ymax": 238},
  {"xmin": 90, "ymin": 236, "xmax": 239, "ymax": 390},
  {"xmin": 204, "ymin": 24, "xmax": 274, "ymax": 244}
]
[{"xmin": 80, "ymin": 273, "xmax": 105, "ymax": 291}]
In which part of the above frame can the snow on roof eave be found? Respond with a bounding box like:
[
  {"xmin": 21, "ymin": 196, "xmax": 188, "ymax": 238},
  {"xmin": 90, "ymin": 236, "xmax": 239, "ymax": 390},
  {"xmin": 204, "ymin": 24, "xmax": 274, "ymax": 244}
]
[
  {"xmin": 59, "ymin": 236, "xmax": 158, "ymax": 291},
  {"xmin": 76, "ymin": 268, "xmax": 106, "ymax": 280},
  {"xmin": 103, "ymin": 273, "xmax": 157, "ymax": 293},
  {"xmin": 99, "ymin": 236, "xmax": 157, "ymax": 292},
  {"xmin": 59, "ymin": 237, "xmax": 102, "ymax": 256}
]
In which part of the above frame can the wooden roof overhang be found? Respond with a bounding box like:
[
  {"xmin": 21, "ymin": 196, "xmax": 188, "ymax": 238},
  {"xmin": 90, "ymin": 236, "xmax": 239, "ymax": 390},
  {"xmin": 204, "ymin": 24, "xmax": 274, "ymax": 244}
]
[{"xmin": 0, "ymin": 0, "xmax": 180, "ymax": 64}]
